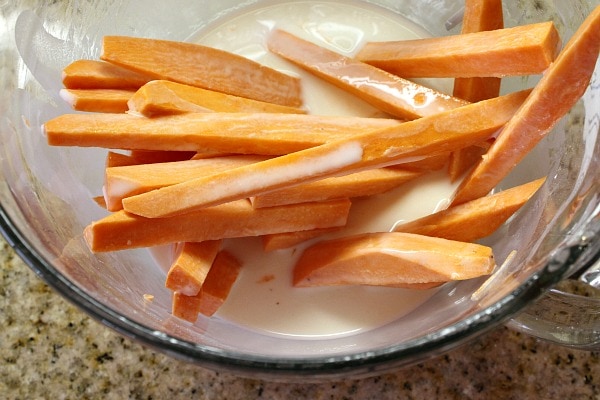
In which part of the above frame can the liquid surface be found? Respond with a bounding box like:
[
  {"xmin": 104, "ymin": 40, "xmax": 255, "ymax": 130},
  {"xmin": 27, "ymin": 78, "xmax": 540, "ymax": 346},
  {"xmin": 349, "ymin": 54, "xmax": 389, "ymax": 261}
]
[{"xmin": 172, "ymin": 1, "xmax": 459, "ymax": 338}]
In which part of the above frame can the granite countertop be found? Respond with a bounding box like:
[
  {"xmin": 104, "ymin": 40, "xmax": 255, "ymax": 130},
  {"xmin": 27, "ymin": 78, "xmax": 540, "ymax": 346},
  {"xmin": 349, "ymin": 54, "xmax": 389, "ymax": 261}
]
[{"xmin": 1, "ymin": 236, "xmax": 599, "ymax": 399}]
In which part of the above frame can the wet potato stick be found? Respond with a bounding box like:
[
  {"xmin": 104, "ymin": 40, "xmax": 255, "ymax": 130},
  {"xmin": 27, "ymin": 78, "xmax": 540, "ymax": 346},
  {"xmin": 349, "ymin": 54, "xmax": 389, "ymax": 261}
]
[
  {"xmin": 165, "ymin": 240, "xmax": 222, "ymax": 296},
  {"xmin": 452, "ymin": 5, "xmax": 600, "ymax": 205},
  {"xmin": 394, "ymin": 177, "xmax": 546, "ymax": 242},
  {"xmin": 121, "ymin": 89, "xmax": 531, "ymax": 218},
  {"xmin": 128, "ymin": 80, "xmax": 306, "ymax": 117},
  {"xmin": 62, "ymin": 59, "xmax": 153, "ymax": 89},
  {"xmin": 448, "ymin": 0, "xmax": 503, "ymax": 181},
  {"xmin": 60, "ymin": 88, "xmax": 135, "ymax": 113},
  {"xmin": 104, "ymin": 155, "xmax": 268, "ymax": 211},
  {"xmin": 85, "ymin": 198, "xmax": 352, "ymax": 252},
  {"xmin": 356, "ymin": 21, "xmax": 561, "ymax": 78},
  {"xmin": 44, "ymin": 112, "xmax": 402, "ymax": 155},
  {"xmin": 293, "ymin": 232, "xmax": 496, "ymax": 288},
  {"xmin": 267, "ymin": 29, "xmax": 469, "ymax": 120},
  {"xmin": 100, "ymin": 35, "xmax": 303, "ymax": 107}
]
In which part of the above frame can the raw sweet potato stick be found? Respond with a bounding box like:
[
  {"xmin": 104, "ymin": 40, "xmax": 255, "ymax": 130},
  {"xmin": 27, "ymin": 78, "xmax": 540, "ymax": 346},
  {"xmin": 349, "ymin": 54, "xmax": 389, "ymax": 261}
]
[
  {"xmin": 85, "ymin": 198, "xmax": 352, "ymax": 252},
  {"xmin": 293, "ymin": 232, "xmax": 496, "ymax": 287},
  {"xmin": 104, "ymin": 155, "xmax": 268, "ymax": 211},
  {"xmin": 452, "ymin": 5, "xmax": 600, "ymax": 205},
  {"xmin": 267, "ymin": 29, "xmax": 469, "ymax": 120},
  {"xmin": 60, "ymin": 88, "xmax": 134, "ymax": 113},
  {"xmin": 121, "ymin": 89, "xmax": 531, "ymax": 218},
  {"xmin": 62, "ymin": 59, "xmax": 153, "ymax": 89},
  {"xmin": 128, "ymin": 80, "xmax": 306, "ymax": 117},
  {"xmin": 100, "ymin": 36, "xmax": 303, "ymax": 107},
  {"xmin": 393, "ymin": 177, "xmax": 545, "ymax": 242},
  {"xmin": 165, "ymin": 240, "xmax": 222, "ymax": 296},
  {"xmin": 171, "ymin": 250, "xmax": 242, "ymax": 321},
  {"xmin": 250, "ymin": 167, "xmax": 421, "ymax": 208},
  {"xmin": 356, "ymin": 21, "xmax": 560, "ymax": 78},
  {"xmin": 449, "ymin": 0, "xmax": 503, "ymax": 181},
  {"xmin": 44, "ymin": 112, "xmax": 401, "ymax": 155}
]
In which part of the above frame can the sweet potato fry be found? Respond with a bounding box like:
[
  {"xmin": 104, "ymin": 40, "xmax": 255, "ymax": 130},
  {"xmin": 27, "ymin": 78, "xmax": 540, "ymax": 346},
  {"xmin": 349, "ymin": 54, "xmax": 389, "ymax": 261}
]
[
  {"xmin": 262, "ymin": 227, "xmax": 342, "ymax": 252},
  {"xmin": 171, "ymin": 250, "xmax": 242, "ymax": 320},
  {"xmin": 393, "ymin": 177, "xmax": 545, "ymax": 241},
  {"xmin": 449, "ymin": 0, "xmax": 503, "ymax": 180},
  {"xmin": 293, "ymin": 232, "xmax": 496, "ymax": 287},
  {"xmin": 104, "ymin": 150, "xmax": 196, "ymax": 168},
  {"xmin": 100, "ymin": 35, "xmax": 303, "ymax": 107},
  {"xmin": 452, "ymin": 5, "xmax": 600, "ymax": 205},
  {"xmin": 84, "ymin": 198, "xmax": 352, "ymax": 252},
  {"xmin": 452, "ymin": 0, "xmax": 503, "ymax": 102},
  {"xmin": 62, "ymin": 59, "xmax": 153, "ymax": 89},
  {"xmin": 165, "ymin": 240, "xmax": 222, "ymax": 296},
  {"xmin": 250, "ymin": 167, "xmax": 421, "ymax": 208},
  {"xmin": 44, "ymin": 112, "xmax": 401, "ymax": 155},
  {"xmin": 104, "ymin": 155, "xmax": 268, "ymax": 211},
  {"xmin": 121, "ymin": 89, "xmax": 530, "ymax": 218},
  {"xmin": 267, "ymin": 29, "xmax": 469, "ymax": 120},
  {"xmin": 60, "ymin": 88, "xmax": 134, "ymax": 113},
  {"xmin": 128, "ymin": 80, "xmax": 306, "ymax": 117},
  {"xmin": 356, "ymin": 21, "xmax": 561, "ymax": 78}
]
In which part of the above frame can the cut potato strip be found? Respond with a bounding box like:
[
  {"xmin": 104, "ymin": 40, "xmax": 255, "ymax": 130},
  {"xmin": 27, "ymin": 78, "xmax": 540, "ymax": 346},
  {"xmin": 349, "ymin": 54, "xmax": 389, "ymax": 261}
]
[
  {"xmin": 104, "ymin": 155, "xmax": 268, "ymax": 211},
  {"xmin": 452, "ymin": 0, "xmax": 503, "ymax": 102},
  {"xmin": 250, "ymin": 167, "xmax": 421, "ymax": 208},
  {"xmin": 84, "ymin": 198, "xmax": 352, "ymax": 252},
  {"xmin": 44, "ymin": 112, "xmax": 401, "ymax": 155},
  {"xmin": 393, "ymin": 177, "xmax": 545, "ymax": 242},
  {"xmin": 293, "ymin": 232, "xmax": 496, "ymax": 287},
  {"xmin": 128, "ymin": 80, "xmax": 306, "ymax": 117},
  {"xmin": 62, "ymin": 59, "xmax": 153, "ymax": 89},
  {"xmin": 452, "ymin": 5, "xmax": 600, "ymax": 205},
  {"xmin": 104, "ymin": 150, "xmax": 196, "ymax": 168},
  {"xmin": 449, "ymin": 0, "xmax": 503, "ymax": 180},
  {"xmin": 60, "ymin": 88, "xmax": 134, "ymax": 113},
  {"xmin": 262, "ymin": 227, "xmax": 342, "ymax": 252},
  {"xmin": 100, "ymin": 36, "xmax": 303, "ymax": 107},
  {"xmin": 356, "ymin": 21, "xmax": 561, "ymax": 78},
  {"xmin": 171, "ymin": 250, "xmax": 242, "ymax": 321},
  {"xmin": 121, "ymin": 89, "xmax": 530, "ymax": 218},
  {"xmin": 165, "ymin": 240, "xmax": 222, "ymax": 296},
  {"xmin": 267, "ymin": 29, "xmax": 469, "ymax": 120}
]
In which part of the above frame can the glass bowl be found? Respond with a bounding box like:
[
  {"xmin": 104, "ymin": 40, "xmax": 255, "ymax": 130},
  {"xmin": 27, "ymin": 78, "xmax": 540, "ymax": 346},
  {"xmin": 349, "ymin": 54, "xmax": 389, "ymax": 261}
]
[{"xmin": 1, "ymin": 0, "xmax": 598, "ymax": 380}]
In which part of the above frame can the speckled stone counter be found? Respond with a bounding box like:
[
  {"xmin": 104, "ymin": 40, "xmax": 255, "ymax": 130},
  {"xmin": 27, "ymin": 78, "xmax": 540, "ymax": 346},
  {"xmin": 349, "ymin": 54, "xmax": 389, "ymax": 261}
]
[{"xmin": 1, "ymin": 236, "xmax": 599, "ymax": 399}]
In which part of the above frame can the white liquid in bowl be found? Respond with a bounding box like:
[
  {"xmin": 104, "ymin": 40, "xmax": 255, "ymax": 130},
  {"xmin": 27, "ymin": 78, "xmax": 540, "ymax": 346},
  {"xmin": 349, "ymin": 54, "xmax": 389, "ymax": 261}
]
[{"xmin": 158, "ymin": 1, "xmax": 461, "ymax": 339}]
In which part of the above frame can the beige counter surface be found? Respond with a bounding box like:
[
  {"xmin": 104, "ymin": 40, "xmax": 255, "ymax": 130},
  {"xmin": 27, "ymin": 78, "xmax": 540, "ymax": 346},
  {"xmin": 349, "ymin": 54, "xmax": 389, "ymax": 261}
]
[{"xmin": 1, "ymin": 237, "xmax": 598, "ymax": 399}]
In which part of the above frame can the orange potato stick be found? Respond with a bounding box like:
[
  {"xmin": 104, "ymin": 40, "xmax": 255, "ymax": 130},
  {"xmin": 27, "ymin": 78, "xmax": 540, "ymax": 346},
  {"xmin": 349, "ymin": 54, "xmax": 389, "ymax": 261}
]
[
  {"xmin": 267, "ymin": 29, "xmax": 469, "ymax": 120},
  {"xmin": 165, "ymin": 240, "xmax": 222, "ymax": 296},
  {"xmin": 92, "ymin": 195, "xmax": 107, "ymax": 209},
  {"xmin": 84, "ymin": 198, "xmax": 351, "ymax": 252},
  {"xmin": 104, "ymin": 150, "xmax": 195, "ymax": 168},
  {"xmin": 128, "ymin": 80, "xmax": 306, "ymax": 117},
  {"xmin": 452, "ymin": 6, "xmax": 600, "ymax": 205},
  {"xmin": 388, "ymin": 154, "xmax": 450, "ymax": 172},
  {"xmin": 62, "ymin": 59, "xmax": 153, "ymax": 89},
  {"xmin": 104, "ymin": 155, "xmax": 268, "ymax": 211},
  {"xmin": 449, "ymin": 0, "xmax": 503, "ymax": 180},
  {"xmin": 393, "ymin": 177, "xmax": 545, "ymax": 242},
  {"xmin": 356, "ymin": 21, "xmax": 561, "ymax": 78},
  {"xmin": 60, "ymin": 88, "xmax": 134, "ymax": 113},
  {"xmin": 262, "ymin": 227, "xmax": 342, "ymax": 252},
  {"xmin": 121, "ymin": 89, "xmax": 530, "ymax": 218},
  {"xmin": 100, "ymin": 35, "xmax": 303, "ymax": 107},
  {"xmin": 196, "ymin": 250, "xmax": 243, "ymax": 317},
  {"xmin": 293, "ymin": 232, "xmax": 496, "ymax": 287},
  {"xmin": 250, "ymin": 167, "xmax": 421, "ymax": 208},
  {"xmin": 44, "ymin": 112, "xmax": 401, "ymax": 155},
  {"xmin": 452, "ymin": 0, "xmax": 504, "ymax": 102},
  {"xmin": 171, "ymin": 250, "xmax": 242, "ymax": 320}
]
